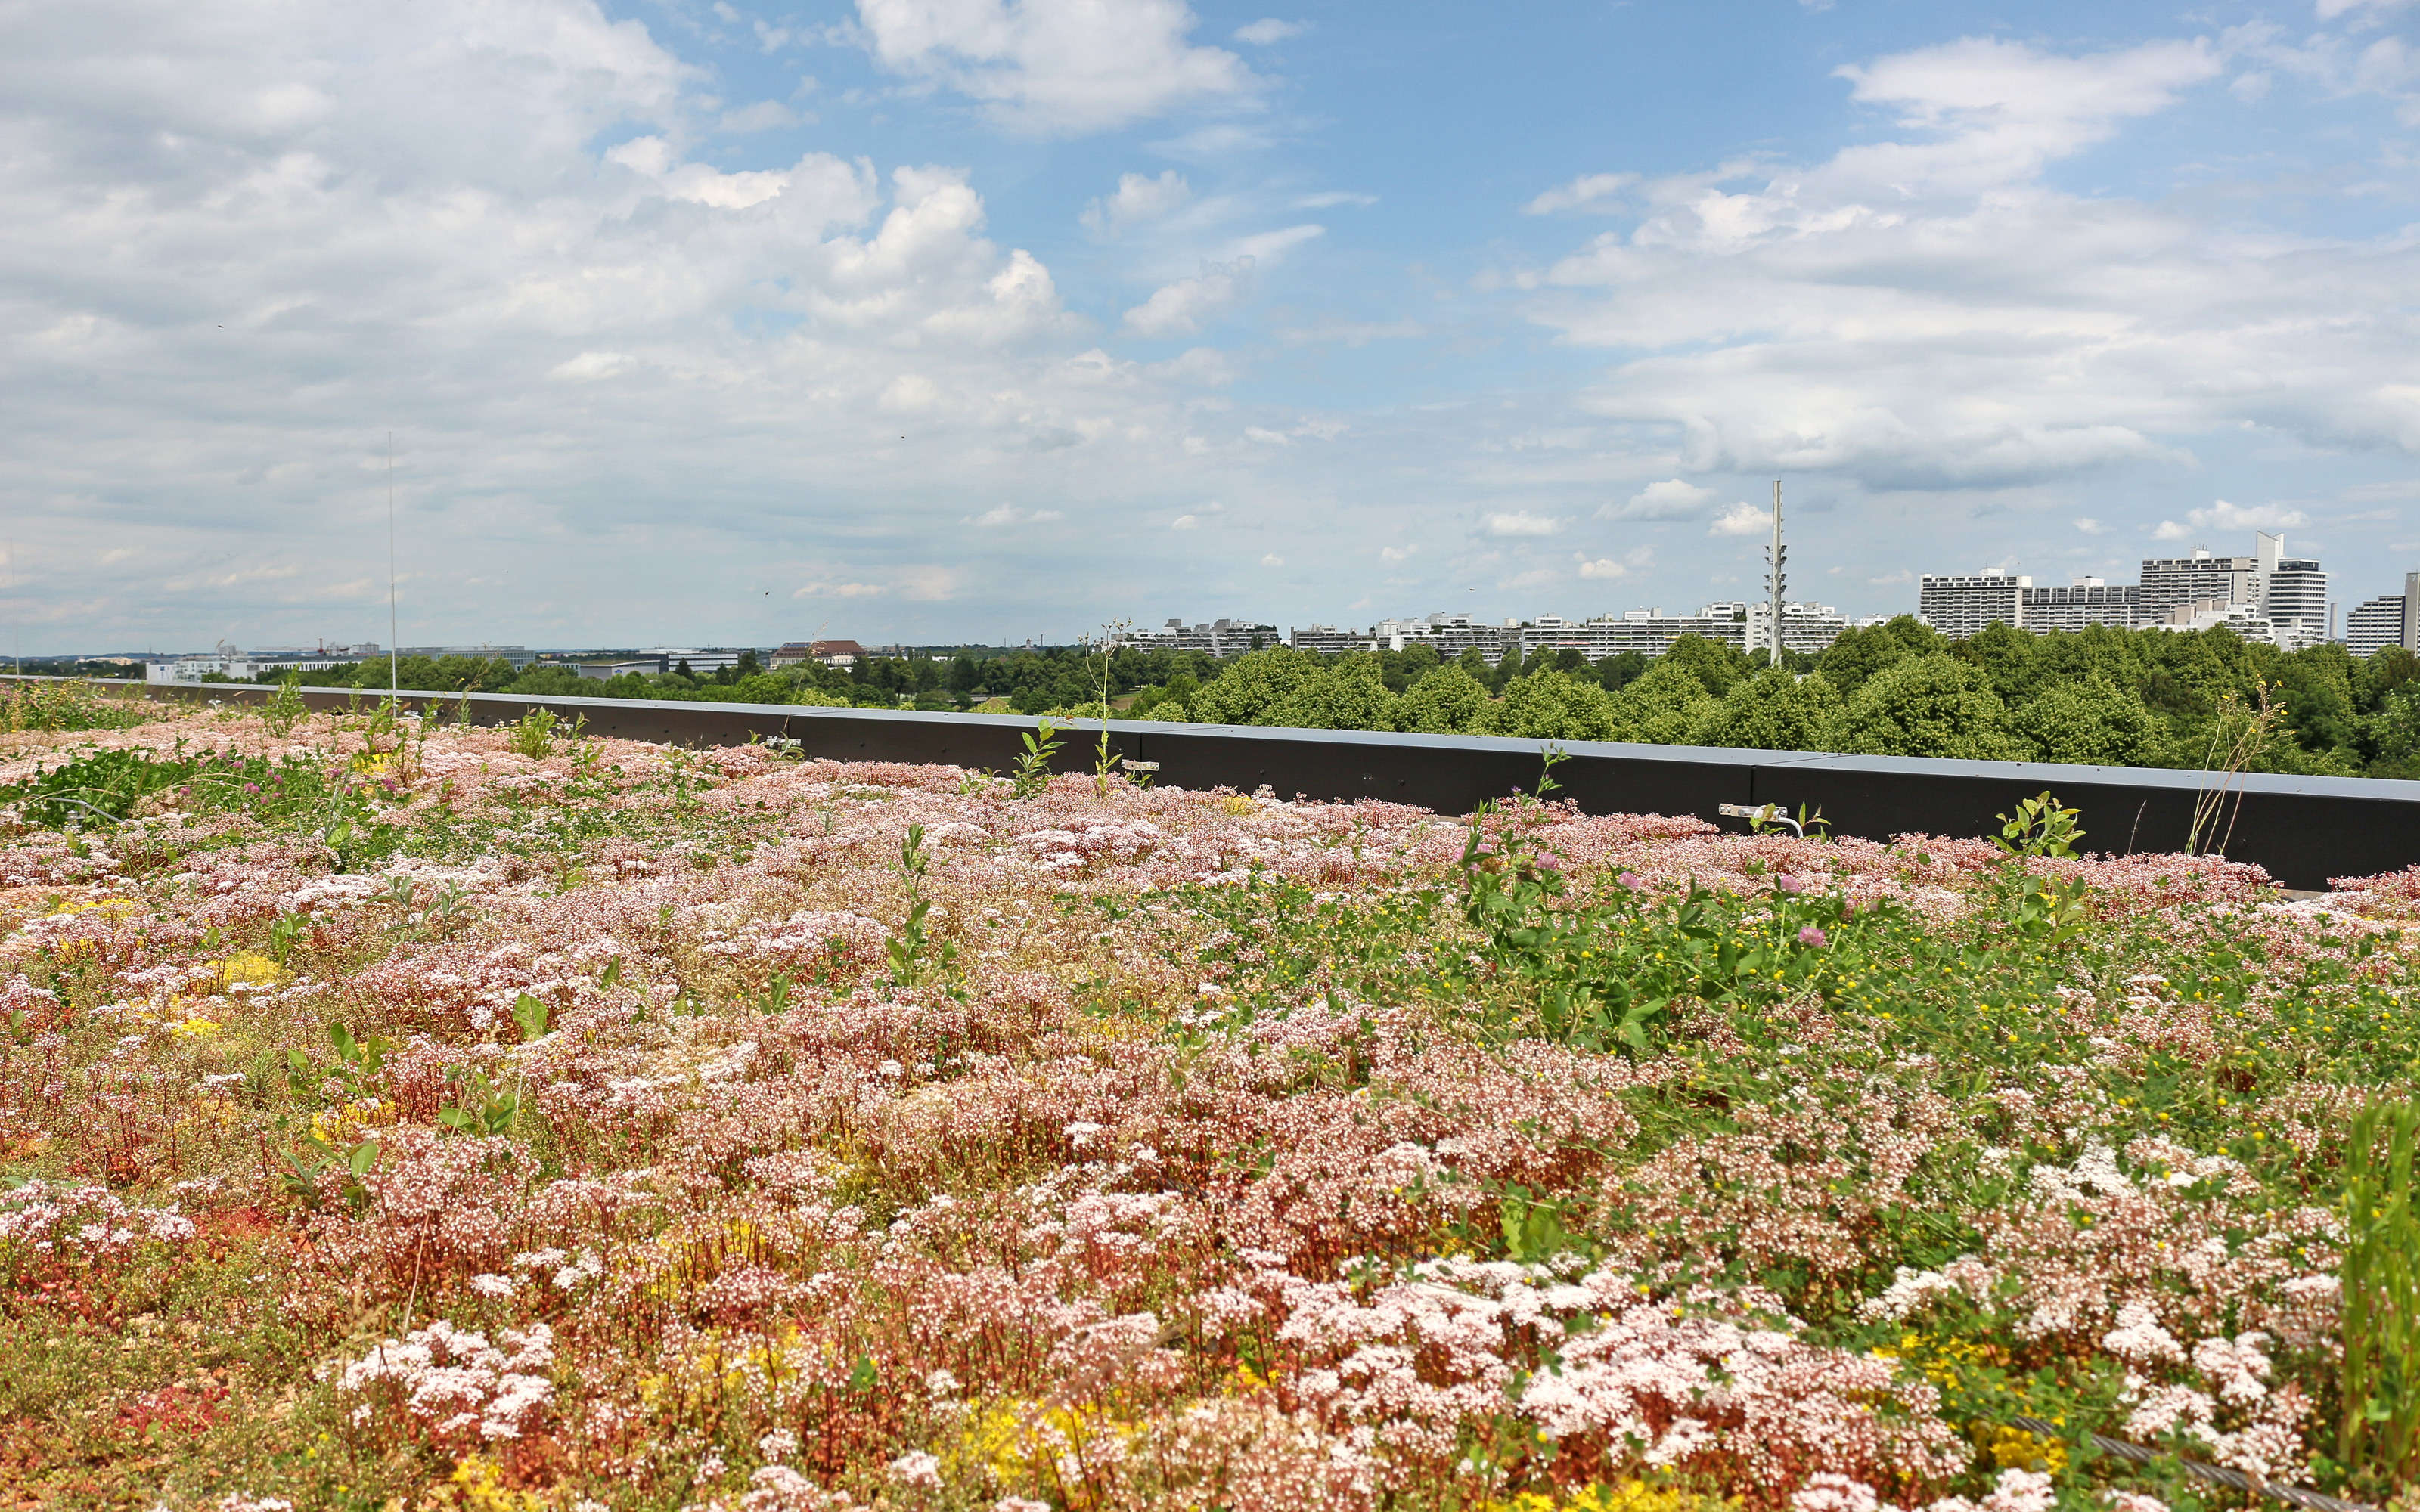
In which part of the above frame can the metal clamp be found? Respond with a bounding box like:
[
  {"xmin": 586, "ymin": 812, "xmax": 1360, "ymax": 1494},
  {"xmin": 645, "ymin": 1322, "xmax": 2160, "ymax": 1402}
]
[{"xmin": 1719, "ymin": 801, "xmax": 1805, "ymax": 838}]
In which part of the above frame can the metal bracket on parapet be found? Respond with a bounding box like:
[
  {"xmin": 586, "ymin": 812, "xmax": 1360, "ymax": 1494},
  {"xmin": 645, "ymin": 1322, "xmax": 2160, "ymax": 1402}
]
[{"xmin": 1719, "ymin": 801, "xmax": 1806, "ymax": 838}]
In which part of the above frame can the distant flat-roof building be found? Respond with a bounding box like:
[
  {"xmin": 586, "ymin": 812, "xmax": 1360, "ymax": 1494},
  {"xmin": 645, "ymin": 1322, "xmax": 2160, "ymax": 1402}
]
[
  {"xmin": 2016, "ymin": 578, "xmax": 2141, "ymax": 633},
  {"xmin": 2255, "ymin": 533, "xmax": 2328, "ymax": 649},
  {"xmin": 1118, "ymin": 619, "xmax": 1277, "ymax": 656},
  {"xmin": 1919, "ymin": 570, "xmax": 2030, "ymax": 639},
  {"xmin": 2139, "ymin": 548, "xmax": 2259, "ymax": 621},
  {"xmin": 1287, "ymin": 624, "xmax": 1370, "ymax": 655},
  {"xmin": 2347, "ymin": 593, "xmax": 2408, "ymax": 658}
]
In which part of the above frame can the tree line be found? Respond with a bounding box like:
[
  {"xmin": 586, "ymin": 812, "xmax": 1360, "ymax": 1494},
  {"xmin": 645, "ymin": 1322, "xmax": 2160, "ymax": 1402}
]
[
  {"xmin": 1132, "ymin": 618, "xmax": 2420, "ymax": 779},
  {"xmin": 197, "ymin": 617, "xmax": 2420, "ymax": 776}
]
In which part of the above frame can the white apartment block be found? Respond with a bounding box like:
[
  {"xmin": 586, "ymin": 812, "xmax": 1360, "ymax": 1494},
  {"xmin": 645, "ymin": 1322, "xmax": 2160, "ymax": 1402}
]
[
  {"xmin": 1120, "ymin": 618, "xmax": 1280, "ymax": 656},
  {"xmin": 2254, "ymin": 533, "xmax": 2328, "ymax": 644},
  {"xmin": 1745, "ymin": 600, "xmax": 1851, "ymax": 655},
  {"xmin": 2348, "ymin": 591, "xmax": 2412, "ymax": 658},
  {"xmin": 2017, "ymin": 578, "xmax": 2141, "ymax": 632},
  {"xmin": 1918, "ymin": 571, "xmax": 2028, "ymax": 639},
  {"xmin": 1517, "ymin": 608, "xmax": 1748, "ymax": 661},
  {"xmin": 1287, "ymin": 624, "xmax": 1372, "ymax": 655},
  {"xmin": 2139, "ymin": 548, "xmax": 2260, "ymax": 620}
]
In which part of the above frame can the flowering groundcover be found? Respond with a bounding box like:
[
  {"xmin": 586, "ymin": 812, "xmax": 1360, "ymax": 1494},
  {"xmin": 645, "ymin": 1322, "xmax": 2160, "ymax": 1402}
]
[{"xmin": 0, "ymin": 696, "xmax": 2414, "ymax": 1512}]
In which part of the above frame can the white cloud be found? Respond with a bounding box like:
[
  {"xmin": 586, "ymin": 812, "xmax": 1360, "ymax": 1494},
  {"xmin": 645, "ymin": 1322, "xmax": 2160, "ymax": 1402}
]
[
  {"xmin": 0, "ymin": 0, "xmax": 1205, "ymax": 647},
  {"xmin": 854, "ymin": 0, "xmax": 1258, "ymax": 135},
  {"xmin": 1232, "ymin": 18, "xmax": 1302, "ymax": 45},
  {"xmin": 1601, "ymin": 477, "xmax": 1712, "ymax": 521},
  {"xmin": 2158, "ymin": 500, "xmax": 2313, "ymax": 539},
  {"xmin": 1122, "ymin": 256, "xmax": 1252, "ymax": 336},
  {"xmin": 1487, "ymin": 511, "xmax": 1562, "ymax": 537},
  {"xmin": 1522, "ymin": 172, "xmax": 1637, "ymax": 215},
  {"xmin": 1243, "ymin": 426, "xmax": 1290, "ymax": 444},
  {"xmin": 1224, "ymin": 224, "xmax": 1324, "ymax": 262},
  {"xmin": 1275, "ymin": 317, "xmax": 1423, "ymax": 347},
  {"xmin": 1575, "ymin": 547, "xmax": 1652, "ymax": 579},
  {"xmin": 1171, "ymin": 514, "xmax": 1199, "ymax": 530},
  {"xmin": 1379, "ymin": 544, "xmax": 1416, "ymax": 562},
  {"xmin": 1708, "ymin": 501, "xmax": 1771, "ymax": 536},
  {"xmin": 895, "ymin": 565, "xmax": 965, "ymax": 600},
  {"xmin": 1081, "ymin": 169, "xmax": 1190, "ymax": 237},
  {"xmin": 966, "ymin": 505, "xmax": 1065, "ymax": 526},
  {"xmin": 607, "ymin": 135, "xmax": 876, "ymax": 215},
  {"xmin": 1520, "ymin": 35, "xmax": 2420, "ymax": 494},
  {"xmin": 717, "ymin": 100, "xmax": 801, "ymax": 132},
  {"xmin": 549, "ymin": 351, "xmax": 635, "ymax": 382},
  {"xmin": 2074, "ymin": 517, "xmax": 2109, "ymax": 534},
  {"xmin": 1260, "ymin": 553, "xmax": 1284, "ymax": 566}
]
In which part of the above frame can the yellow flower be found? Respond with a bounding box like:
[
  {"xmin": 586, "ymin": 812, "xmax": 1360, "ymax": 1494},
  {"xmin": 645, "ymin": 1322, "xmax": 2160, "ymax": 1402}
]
[
  {"xmin": 213, "ymin": 952, "xmax": 284, "ymax": 988},
  {"xmin": 169, "ymin": 1016, "xmax": 222, "ymax": 1039}
]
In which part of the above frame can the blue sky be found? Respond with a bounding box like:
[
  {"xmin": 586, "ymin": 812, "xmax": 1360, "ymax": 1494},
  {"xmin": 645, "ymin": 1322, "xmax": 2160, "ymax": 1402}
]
[{"xmin": 4, "ymin": 0, "xmax": 2418, "ymax": 650}]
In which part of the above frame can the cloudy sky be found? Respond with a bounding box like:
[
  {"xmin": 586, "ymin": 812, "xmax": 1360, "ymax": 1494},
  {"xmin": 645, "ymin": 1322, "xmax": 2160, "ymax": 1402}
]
[{"xmin": 6, "ymin": 0, "xmax": 2420, "ymax": 652}]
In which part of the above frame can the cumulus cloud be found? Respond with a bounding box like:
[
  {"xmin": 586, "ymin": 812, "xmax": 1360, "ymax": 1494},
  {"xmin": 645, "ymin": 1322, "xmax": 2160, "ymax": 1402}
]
[
  {"xmin": 966, "ymin": 505, "xmax": 1065, "ymax": 526},
  {"xmin": 1170, "ymin": 514, "xmax": 1199, "ymax": 530},
  {"xmin": 1522, "ymin": 172, "xmax": 1636, "ymax": 215},
  {"xmin": 1575, "ymin": 547, "xmax": 1651, "ymax": 579},
  {"xmin": 606, "ymin": 135, "xmax": 876, "ymax": 215},
  {"xmin": 2152, "ymin": 499, "xmax": 2313, "ymax": 540},
  {"xmin": 1081, "ymin": 169, "xmax": 1191, "ymax": 236},
  {"xmin": 1487, "ymin": 511, "xmax": 1562, "ymax": 537},
  {"xmin": 1601, "ymin": 478, "xmax": 1712, "ymax": 521},
  {"xmin": 853, "ymin": 0, "xmax": 1258, "ymax": 135},
  {"xmin": 1122, "ymin": 256, "xmax": 1252, "ymax": 336},
  {"xmin": 1708, "ymin": 502, "xmax": 1772, "ymax": 537},
  {"xmin": 1261, "ymin": 553, "xmax": 1285, "ymax": 565},
  {"xmin": 1232, "ymin": 19, "xmax": 1302, "ymax": 44},
  {"xmin": 717, "ymin": 100, "xmax": 802, "ymax": 132},
  {"xmin": 1517, "ymin": 33, "xmax": 2420, "ymax": 494},
  {"xmin": 0, "ymin": 0, "xmax": 1217, "ymax": 646}
]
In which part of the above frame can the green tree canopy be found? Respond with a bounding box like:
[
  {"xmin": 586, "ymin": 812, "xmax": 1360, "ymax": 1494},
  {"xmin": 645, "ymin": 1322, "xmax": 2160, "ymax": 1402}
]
[
  {"xmin": 1606, "ymin": 661, "xmax": 1720, "ymax": 745},
  {"xmin": 1657, "ymin": 634, "xmax": 1751, "ymax": 697},
  {"xmin": 1395, "ymin": 665, "xmax": 1488, "ymax": 733},
  {"xmin": 1188, "ymin": 646, "xmax": 1316, "ymax": 726},
  {"xmin": 1823, "ymin": 652, "xmax": 2024, "ymax": 760},
  {"xmin": 1686, "ymin": 668, "xmax": 1842, "ymax": 751},
  {"xmin": 1259, "ymin": 655, "xmax": 1400, "ymax": 731},
  {"xmin": 2011, "ymin": 672, "xmax": 2162, "ymax": 767},
  {"xmin": 1476, "ymin": 669, "xmax": 1618, "ymax": 741},
  {"xmin": 1816, "ymin": 615, "xmax": 1941, "ymax": 696}
]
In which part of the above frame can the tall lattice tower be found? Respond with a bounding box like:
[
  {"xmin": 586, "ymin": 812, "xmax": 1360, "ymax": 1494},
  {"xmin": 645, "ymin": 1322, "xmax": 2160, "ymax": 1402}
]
[{"xmin": 1762, "ymin": 481, "xmax": 1786, "ymax": 663}]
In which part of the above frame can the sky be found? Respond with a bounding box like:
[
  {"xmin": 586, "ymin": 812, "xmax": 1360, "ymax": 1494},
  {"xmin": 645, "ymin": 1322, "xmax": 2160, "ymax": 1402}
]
[{"xmin": 5, "ymin": 0, "xmax": 2420, "ymax": 653}]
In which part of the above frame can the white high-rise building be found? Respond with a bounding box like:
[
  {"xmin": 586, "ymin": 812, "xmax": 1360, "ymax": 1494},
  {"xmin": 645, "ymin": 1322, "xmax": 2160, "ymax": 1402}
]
[
  {"xmin": 2254, "ymin": 531, "xmax": 2328, "ymax": 648},
  {"xmin": 2017, "ymin": 577, "xmax": 2142, "ymax": 631},
  {"xmin": 1918, "ymin": 570, "xmax": 2029, "ymax": 638},
  {"xmin": 2347, "ymin": 593, "xmax": 2408, "ymax": 658},
  {"xmin": 2139, "ymin": 547, "xmax": 2260, "ymax": 620}
]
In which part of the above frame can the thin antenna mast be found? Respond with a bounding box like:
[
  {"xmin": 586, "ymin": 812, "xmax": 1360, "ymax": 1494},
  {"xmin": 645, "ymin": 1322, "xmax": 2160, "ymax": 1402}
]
[
  {"xmin": 1764, "ymin": 480, "xmax": 1786, "ymax": 665},
  {"xmin": 387, "ymin": 433, "xmax": 399, "ymax": 694}
]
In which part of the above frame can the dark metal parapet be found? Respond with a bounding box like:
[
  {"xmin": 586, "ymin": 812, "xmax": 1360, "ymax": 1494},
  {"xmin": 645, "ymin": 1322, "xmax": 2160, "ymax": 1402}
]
[{"xmin": 17, "ymin": 677, "xmax": 2420, "ymax": 891}]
